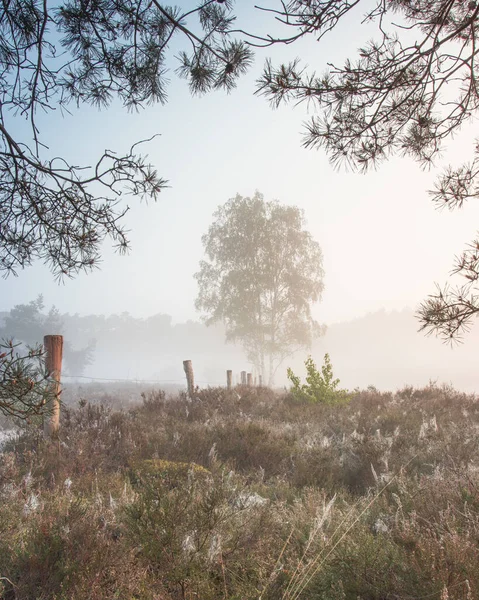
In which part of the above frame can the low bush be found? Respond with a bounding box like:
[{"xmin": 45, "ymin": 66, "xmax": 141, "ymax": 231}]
[{"xmin": 287, "ymin": 354, "xmax": 351, "ymax": 405}]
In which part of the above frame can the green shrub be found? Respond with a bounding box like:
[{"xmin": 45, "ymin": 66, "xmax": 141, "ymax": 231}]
[{"xmin": 287, "ymin": 354, "xmax": 351, "ymax": 405}]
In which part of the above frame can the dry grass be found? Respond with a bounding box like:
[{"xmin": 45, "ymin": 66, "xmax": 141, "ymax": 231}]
[{"xmin": 1, "ymin": 382, "xmax": 479, "ymax": 599}]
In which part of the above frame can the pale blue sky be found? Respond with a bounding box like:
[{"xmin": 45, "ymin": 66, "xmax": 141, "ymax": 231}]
[{"xmin": 2, "ymin": 1, "xmax": 479, "ymax": 330}]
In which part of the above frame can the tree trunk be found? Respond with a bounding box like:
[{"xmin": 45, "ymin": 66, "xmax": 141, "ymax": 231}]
[{"xmin": 268, "ymin": 352, "xmax": 274, "ymax": 387}]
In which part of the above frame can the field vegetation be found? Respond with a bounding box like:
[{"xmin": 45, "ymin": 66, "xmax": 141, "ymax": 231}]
[{"xmin": 1, "ymin": 382, "xmax": 479, "ymax": 599}]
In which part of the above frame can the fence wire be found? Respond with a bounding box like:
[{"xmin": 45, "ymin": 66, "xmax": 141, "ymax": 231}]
[{"xmin": 61, "ymin": 374, "xmax": 227, "ymax": 386}]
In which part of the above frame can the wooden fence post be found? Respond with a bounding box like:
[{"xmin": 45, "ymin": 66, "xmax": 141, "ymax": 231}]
[
  {"xmin": 247, "ymin": 373, "xmax": 253, "ymax": 387},
  {"xmin": 226, "ymin": 370, "xmax": 232, "ymax": 390},
  {"xmin": 240, "ymin": 371, "xmax": 246, "ymax": 385},
  {"xmin": 183, "ymin": 360, "xmax": 195, "ymax": 398},
  {"xmin": 43, "ymin": 335, "xmax": 63, "ymax": 438}
]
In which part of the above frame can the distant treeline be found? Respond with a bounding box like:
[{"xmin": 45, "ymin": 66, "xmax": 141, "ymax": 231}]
[
  {"xmin": 1, "ymin": 298, "xmax": 478, "ymax": 392},
  {"xmin": 0, "ymin": 296, "xmax": 246, "ymax": 384}
]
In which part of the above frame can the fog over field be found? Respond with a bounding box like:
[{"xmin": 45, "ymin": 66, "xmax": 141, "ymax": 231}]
[
  {"xmin": 1, "ymin": 0, "xmax": 479, "ymax": 395},
  {"xmin": 1, "ymin": 304, "xmax": 477, "ymax": 394},
  {"xmin": 66, "ymin": 307, "xmax": 479, "ymax": 393},
  {"xmin": 55, "ymin": 308, "xmax": 479, "ymax": 393}
]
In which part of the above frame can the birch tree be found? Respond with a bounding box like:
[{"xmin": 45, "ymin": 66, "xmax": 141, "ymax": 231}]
[{"xmin": 195, "ymin": 192, "xmax": 324, "ymax": 384}]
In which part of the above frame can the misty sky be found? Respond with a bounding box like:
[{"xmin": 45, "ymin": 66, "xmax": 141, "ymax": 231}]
[{"xmin": 2, "ymin": 2, "xmax": 479, "ymax": 332}]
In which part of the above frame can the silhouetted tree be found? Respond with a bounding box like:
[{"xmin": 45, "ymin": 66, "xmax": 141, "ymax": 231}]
[{"xmin": 195, "ymin": 192, "xmax": 324, "ymax": 385}]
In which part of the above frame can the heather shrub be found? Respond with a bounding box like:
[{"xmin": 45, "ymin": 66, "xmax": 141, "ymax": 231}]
[
  {"xmin": 2, "ymin": 382, "xmax": 479, "ymax": 598},
  {"xmin": 129, "ymin": 458, "xmax": 211, "ymax": 488},
  {"xmin": 212, "ymin": 419, "xmax": 296, "ymax": 476},
  {"xmin": 124, "ymin": 462, "xmax": 287, "ymax": 600},
  {"xmin": 0, "ymin": 487, "xmax": 164, "ymax": 599}
]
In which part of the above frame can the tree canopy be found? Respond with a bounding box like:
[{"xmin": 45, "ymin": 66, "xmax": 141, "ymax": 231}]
[
  {"xmin": 0, "ymin": 0, "xmax": 252, "ymax": 279},
  {"xmin": 195, "ymin": 192, "xmax": 324, "ymax": 384},
  {"xmin": 251, "ymin": 0, "xmax": 479, "ymax": 340}
]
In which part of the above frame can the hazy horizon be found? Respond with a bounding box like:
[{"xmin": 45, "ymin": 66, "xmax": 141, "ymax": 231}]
[{"xmin": 2, "ymin": 301, "xmax": 477, "ymax": 394}]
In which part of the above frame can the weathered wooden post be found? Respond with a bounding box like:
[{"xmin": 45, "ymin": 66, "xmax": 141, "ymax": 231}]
[
  {"xmin": 43, "ymin": 335, "xmax": 63, "ymax": 438},
  {"xmin": 247, "ymin": 373, "xmax": 253, "ymax": 387},
  {"xmin": 240, "ymin": 371, "xmax": 246, "ymax": 385},
  {"xmin": 226, "ymin": 370, "xmax": 232, "ymax": 390},
  {"xmin": 183, "ymin": 360, "xmax": 195, "ymax": 398},
  {"xmin": 259, "ymin": 375, "xmax": 263, "ymax": 387}
]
